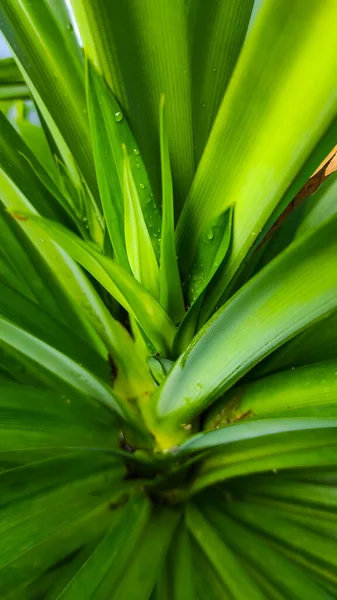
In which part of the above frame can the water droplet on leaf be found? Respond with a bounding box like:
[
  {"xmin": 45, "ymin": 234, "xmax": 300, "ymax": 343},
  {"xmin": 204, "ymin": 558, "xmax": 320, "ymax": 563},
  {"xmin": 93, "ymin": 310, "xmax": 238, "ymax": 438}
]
[
  {"xmin": 133, "ymin": 148, "xmax": 140, "ymax": 155},
  {"xmin": 207, "ymin": 229, "xmax": 214, "ymax": 240},
  {"xmin": 114, "ymin": 111, "xmax": 123, "ymax": 122},
  {"xmin": 139, "ymin": 183, "xmax": 145, "ymax": 189}
]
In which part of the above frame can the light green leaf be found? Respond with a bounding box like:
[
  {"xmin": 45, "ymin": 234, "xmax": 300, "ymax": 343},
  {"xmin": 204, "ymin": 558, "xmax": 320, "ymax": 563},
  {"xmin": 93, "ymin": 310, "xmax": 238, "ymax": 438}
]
[
  {"xmin": 0, "ymin": 281, "xmax": 110, "ymax": 383},
  {"xmin": 177, "ymin": 0, "xmax": 337, "ymax": 292},
  {"xmin": 151, "ymin": 215, "xmax": 337, "ymax": 440},
  {"xmin": 0, "ymin": 317, "xmax": 124, "ymax": 418},
  {"xmin": 296, "ymin": 171, "xmax": 337, "ymax": 239},
  {"xmin": 71, "ymin": 0, "xmax": 195, "ymax": 213},
  {"xmin": 123, "ymin": 144, "xmax": 160, "ymax": 299},
  {"xmin": 45, "ymin": 0, "xmax": 83, "ymax": 65},
  {"xmin": 0, "ymin": 82, "xmax": 28, "ymax": 100},
  {"xmin": 212, "ymin": 117, "xmax": 337, "ymax": 317},
  {"xmin": 188, "ymin": 208, "xmax": 233, "ymax": 306},
  {"xmin": 179, "ymin": 418, "xmax": 337, "ymax": 456},
  {"xmin": 256, "ymin": 310, "xmax": 337, "ymax": 376},
  {"xmin": 205, "ymin": 360, "xmax": 337, "ymax": 429},
  {"xmin": 20, "ymin": 215, "xmax": 176, "ymax": 357},
  {"xmin": 189, "ymin": 0, "xmax": 255, "ymax": 162},
  {"xmin": 1, "ymin": 183, "xmax": 149, "ymax": 394},
  {"xmin": 159, "ymin": 94, "xmax": 184, "ymax": 322},
  {"xmin": 0, "ymin": 0, "xmax": 98, "ymax": 199},
  {"xmin": 0, "ymin": 111, "xmax": 73, "ymax": 224},
  {"xmin": 86, "ymin": 61, "xmax": 161, "ymax": 267},
  {"xmin": 173, "ymin": 207, "xmax": 233, "ymax": 355},
  {"xmin": 191, "ymin": 423, "xmax": 337, "ymax": 493},
  {"xmin": 0, "ymin": 57, "xmax": 23, "ymax": 83}
]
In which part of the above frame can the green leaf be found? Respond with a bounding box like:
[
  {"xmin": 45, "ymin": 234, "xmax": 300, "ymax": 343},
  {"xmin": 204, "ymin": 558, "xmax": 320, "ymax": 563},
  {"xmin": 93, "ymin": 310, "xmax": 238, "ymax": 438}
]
[
  {"xmin": 186, "ymin": 503, "xmax": 264, "ymax": 599},
  {"xmin": 205, "ymin": 360, "xmax": 337, "ymax": 429},
  {"xmin": 123, "ymin": 144, "xmax": 160, "ymax": 298},
  {"xmin": 56, "ymin": 494, "xmax": 150, "ymax": 599},
  {"xmin": 190, "ymin": 422, "xmax": 337, "ymax": 493},
  {"xmin": 179, "ymin": 418, "xmax": 337, "ymax": 456},
  {"xmin": 173, "ymin": 207, "xmax": 233, "ymax": 355},
  {"xmin": 0, "ymin": 111, "xmax": 74, "ymax": 224},
  {"xmin": 151, "ymin": 215, "xmax": 337, "ymax": 440},
  {"xmin": 256, "ymin": 310, "xmax": 337, "ymax": 377},
  {"xmin": 0, "ymin": 450, "xmax": 129, "ymax": 598},
  {"xmin": 192, "ymin": 540, "xmax": 232, "ymax": 600},
  {"xmin": 71, "ymin": 0, "xmax": 195, "ymax": 213},
  {"xmin": 231, "ymin": 474, "xmax": 337, "ymax": 515},
  {"xmin": 0, "ymin": 317, "xmax": 124, "ymax": 417},
  {"xmin": 14, "ymin": 116, "xmax": 60, "ymax": 179},
  {"xmin": 0, "ymin": 82, "xmax": 28, "ymax": 100},
  {"xmin": 45, "ymin": 0, "xmax": 83, "ymax": 66},
  {"xmin": 211, "ymin": 117, "xmax": 337, "ymax": 317},
  {"xmin": 20, "ymin": 215, "xmax": 176, "ymax": 357},
  {"xmin": 169, "ymin": 525, "xmax": 195, "ymax": 600},
  {"xmin": 159, "ymin": 94, "xmax": 184, "ymax": 322},
  {"xmin": 0, "ymin": 57, "xmax": 24, "ymax": 83},
  {"xmin": 1, "ymin": 186, "xmax": 149, "ymax": 393},
  {"xmin": 253, "ymin": 170, "xmax": 337, "ymax": 375},
  {"xmin": 109, "ymin": 507, "xmax": 180, "ymax": 600},
  {"xmin": 0, "ymin": 282, "xmax": 111, "ymax": 384},
  {"xmin": 0, "ymin": 383, "xmax": 119, "ymax": 455},
  {"xmin": 189, "ymin": 0, "xmax": 255, "ymax": 162},
  {"xmin": 296, "ymin": 171, "xmax": 337, "ymax": 239},
  {"xmin": 188, "ymin": 208, "xmax": 233, "ymax": 306},
  {"xmin": 226, "ymin": 501, "xmax": 337, "ymax": 573},
  {"xmin": 201, "ymin": 499, "xmax": 332, "ymax": 600},
  {"xmin": 177, "ymin": 0, "xmax": 337, "ymax": 290},
  {"xmin": 86, "ymin": 61, "xmax": 161, "ymax": 268},
  {"xmin": 0, "ymin": 0, "xmax": 98, "ymax": 199}
]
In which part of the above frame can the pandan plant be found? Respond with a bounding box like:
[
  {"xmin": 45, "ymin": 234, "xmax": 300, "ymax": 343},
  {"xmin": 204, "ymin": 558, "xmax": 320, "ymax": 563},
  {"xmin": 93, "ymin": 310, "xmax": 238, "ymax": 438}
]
[{"xmin": 0, "ymin": 0, "xmax": 337, "ymax": 597}]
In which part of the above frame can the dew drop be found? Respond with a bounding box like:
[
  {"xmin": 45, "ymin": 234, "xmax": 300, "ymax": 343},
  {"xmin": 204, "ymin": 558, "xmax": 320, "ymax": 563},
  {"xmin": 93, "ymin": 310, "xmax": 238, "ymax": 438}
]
[
  {"xmin": 207, "ymin": 229, "xmax": 214, "ymax": 240},
  {"xmin": 66, "ymin": 23, "xmax": 73, "ymax": 32},
  {"xmin": 146, "ymin": 197, "xmax": 151, "ymax": 204},
  {"xmin": 153, "ymin": 232, "xmax": 158, "ymax": 238},
  {"xmin": 136, "ymin": 163, "xmax": 141, "ymax": 170},
  {"xmin": 114, "ymin": 111, "xmax": 123, "ymax": 123},
  {"xmin": 139, "ymin": 183, "xmax": 145, "ymax": 189},
  {"xmin": 133, "ymin": 148, "xmax": 140, "ymax": 155},
  {"xmin": 212, "ymin": 67, "xmax": 216, "ymax": 72}
]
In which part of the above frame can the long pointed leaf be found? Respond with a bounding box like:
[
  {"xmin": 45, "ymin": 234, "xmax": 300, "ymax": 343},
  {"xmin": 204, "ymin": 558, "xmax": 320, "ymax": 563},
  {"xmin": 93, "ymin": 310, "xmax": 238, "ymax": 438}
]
[
  {"xmin": 18, "ymin": 215, "xmax": 176, "ymax": 357},
  {"xmin": 0, "ymin": 0, "xmax": 98, "ymax": 199},
  {"xmin": 205, "ymin": 360, "xmax": 337, "ymax": 429},
  {"xmin": 159, "ymin": 94, "xmax": 184, "ymax": 322},
  {"xmin": 177, "ymin": 0, "xmax": 337, "ymax": 287},
  {"xmin": 151, "ymin": 214, "xmax": 337, "ymax": 441},
  {"xmin": 123, "ymin": 144, "xmax": 160, "ymax": 298},
  {"xmin": 71, "ymin": 0, "xmax": 195, "ymax": 212}
]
